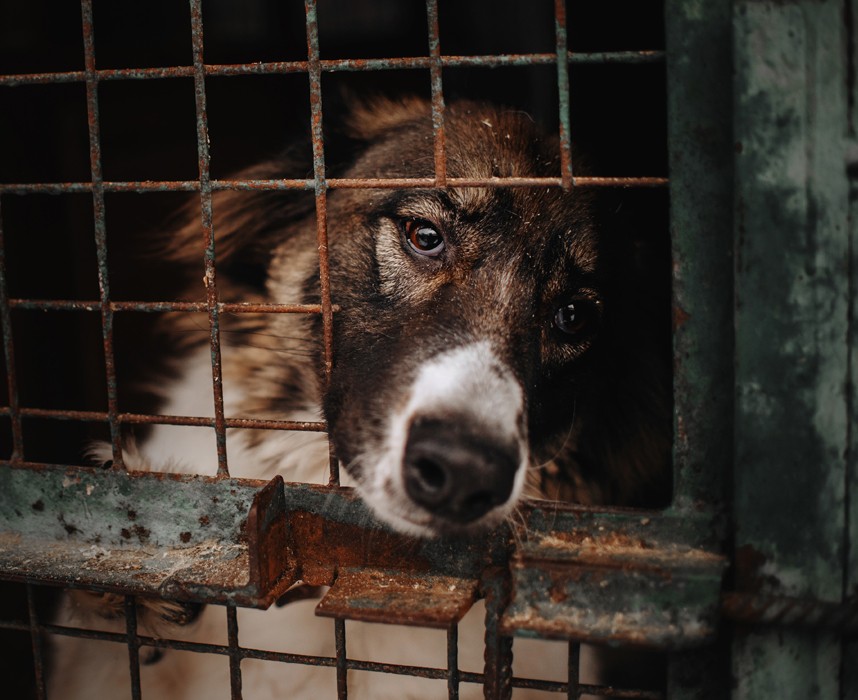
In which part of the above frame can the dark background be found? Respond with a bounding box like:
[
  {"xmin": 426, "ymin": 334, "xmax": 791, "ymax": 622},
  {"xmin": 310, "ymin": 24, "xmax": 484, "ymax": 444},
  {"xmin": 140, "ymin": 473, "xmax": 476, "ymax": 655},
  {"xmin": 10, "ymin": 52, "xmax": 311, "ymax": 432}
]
[{"xmin": 0, "ymin": 1, "xmax": 666, "ymax": 695}]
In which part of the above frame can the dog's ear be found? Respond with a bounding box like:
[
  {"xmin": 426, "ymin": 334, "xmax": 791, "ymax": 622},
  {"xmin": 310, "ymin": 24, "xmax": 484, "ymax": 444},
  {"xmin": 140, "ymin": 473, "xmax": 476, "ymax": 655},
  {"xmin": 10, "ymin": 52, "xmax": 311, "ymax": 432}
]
[
  {"xmin": 345, "ymin": 96, "xmax": 431, "ymax": 141},
  {"xmin": 160, "ymin": 154, "xmax": 316, "ymax": 296}
]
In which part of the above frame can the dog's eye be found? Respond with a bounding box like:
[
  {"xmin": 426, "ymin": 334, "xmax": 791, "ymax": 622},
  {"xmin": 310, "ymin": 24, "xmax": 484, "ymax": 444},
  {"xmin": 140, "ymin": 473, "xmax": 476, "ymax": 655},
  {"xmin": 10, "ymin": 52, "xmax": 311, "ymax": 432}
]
[
  {"xmin": 553, "ymin": 298, "xmax": 601, "ymax": 338},
  {"xmin": 403, "ymin": 220, "xmax": 445, "ymax": 256}
]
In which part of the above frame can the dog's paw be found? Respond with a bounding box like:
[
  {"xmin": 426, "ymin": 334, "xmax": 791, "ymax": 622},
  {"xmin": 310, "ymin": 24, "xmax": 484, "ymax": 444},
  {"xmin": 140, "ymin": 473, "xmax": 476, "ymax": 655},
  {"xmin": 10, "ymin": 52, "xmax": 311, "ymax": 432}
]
[
  {"xmin": 67, "ymin": 590, "xmax": 204, "ymax": 627},
  {"xmin": 145, "ymin": 599, "xmax": 205, "ymax": 626}
]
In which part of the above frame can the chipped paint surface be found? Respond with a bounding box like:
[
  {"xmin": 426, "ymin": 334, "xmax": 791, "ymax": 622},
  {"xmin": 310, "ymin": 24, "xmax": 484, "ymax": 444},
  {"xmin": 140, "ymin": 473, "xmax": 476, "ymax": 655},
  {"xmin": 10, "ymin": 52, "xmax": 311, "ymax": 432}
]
[
  {"xmin": 666, "ymin": 0, "xmax": 734, "ymax": 516},
  {"xmin": 0, "ymin": 463, "xmax": 726, "ymax": 649},
  {"xmin": 0, "ymin": 465, "xmax": 293, "ymax": 607},
  {"xmin": 733, "ymin": 1, "xmax": 852, "ymax": 697},
  {"xmin": 500, "ymin": 507, "xmax": 725, "ymax": 648},
  {"xmin": 316, "ymin": 569, "xmax": 478, "ymax": 627}
]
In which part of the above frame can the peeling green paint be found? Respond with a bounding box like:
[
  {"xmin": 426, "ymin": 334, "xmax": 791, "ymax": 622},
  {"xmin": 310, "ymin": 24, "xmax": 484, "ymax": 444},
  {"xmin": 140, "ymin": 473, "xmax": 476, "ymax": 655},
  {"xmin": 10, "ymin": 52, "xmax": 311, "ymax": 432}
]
[{"xmin": 733, "ymin": 1, "xmax": 851, "ymax": 697}]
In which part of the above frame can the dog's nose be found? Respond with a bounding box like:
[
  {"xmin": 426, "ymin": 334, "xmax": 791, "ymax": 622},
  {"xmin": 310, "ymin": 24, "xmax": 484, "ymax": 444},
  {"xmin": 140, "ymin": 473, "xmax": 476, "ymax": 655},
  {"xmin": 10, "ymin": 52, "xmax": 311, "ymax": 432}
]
[{"xmin": 403, "ymin": 419, "xmax": 518, "ymax": 524}]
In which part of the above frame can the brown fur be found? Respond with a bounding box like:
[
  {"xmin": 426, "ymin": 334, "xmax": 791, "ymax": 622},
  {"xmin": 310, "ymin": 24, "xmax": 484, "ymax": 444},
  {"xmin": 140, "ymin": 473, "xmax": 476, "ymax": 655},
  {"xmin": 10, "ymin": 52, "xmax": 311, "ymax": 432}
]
[{"xmin": 156, "ymin": 98, "xmax": 670, "ymax": 512}]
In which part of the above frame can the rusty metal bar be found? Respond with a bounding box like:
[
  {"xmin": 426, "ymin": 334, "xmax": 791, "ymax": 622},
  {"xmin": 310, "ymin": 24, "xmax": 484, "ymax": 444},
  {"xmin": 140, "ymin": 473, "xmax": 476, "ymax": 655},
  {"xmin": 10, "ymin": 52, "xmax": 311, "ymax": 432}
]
[
  {"xmin": 303, "ymin": 0, "xmax": 331, "ymax": 382},
  {"xmin": 0, "ymin": 175, "xmax": 668, "ymax": 195},
  {"xmin": 511, "ymin": 677, "xmax": 663, "ymax": 699},
  {"xmin": 721, "ymin": 591, "xmax": 858, "ymax": 634},
  {"xmin": 6, "ymin": 299, "xmax": 335, "ymax": 314},
  {"xmin": 0, "ymin": 198, "xmax": 23, "ymax": 461},
  {"xmin": 0, "ymin": 51, "xmax": 666, "ymax": 87},
  {"xmin": 124, "ymin": 596, "xmax": 142, "ymax": 700},
  {"xmin": 26, "ymin": 584, "xmax": 46, "ymax": 700},
  {"xmin": 425, "ymin": 0, "xmax": 448, "ymax": 187},
  {"xmin": 227, "ymin": 604, "xmax": 243, "ymax": 700},
  {"xmin": 80, "ymin": 0, "xmax": 123, "ymax": 466},
  {"xmin": 303, "ymin": 0, "xmax": 338, "ymax": 487},
  {"xmin": 482, "ymin": 569, "xmax": 513, "ymax": 700},
  {"xmin": 553, "ymin": 0, "xmax": 573, "ymax": 189},
  {"xmin": 0, "ymin": 407, "xmax": 327, "ymax": 432},
  {"xmin": 0, "ymin": 619, "xmax": 28, "ymax": 632},
  {"xmin": 567, "ymin": 642, "xmax": 579, "ymax": 700},
  {"xmin": 335, "ymin": 618, "xmax": 348, "ymax": 699},
  {"xmin": 447, "ymin": 625, "xmax": 459, "ymax": 700},
  {"xmin": 27, "ymin": 615, "xmax": 667, "ymax": 696},
  {"xmin": 188, "ymin": 0, "xmax": 229, "ymax": 478}
]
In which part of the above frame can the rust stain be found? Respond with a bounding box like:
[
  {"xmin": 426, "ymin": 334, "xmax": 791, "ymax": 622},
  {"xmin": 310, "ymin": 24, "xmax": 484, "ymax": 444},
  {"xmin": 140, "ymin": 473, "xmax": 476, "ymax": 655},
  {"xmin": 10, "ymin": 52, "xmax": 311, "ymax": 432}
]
[
  {"xmin": 287, "ymin": 511, "xmax": 432, "ymax": 586},
  {"xmin": 316, "ymin": 568, "xmax": 478, "ymax": 627},
  {"xmin": 673, "ymin": 305, "xmax": 691, "ymax": 330},
  {"xmin": 734, "ymin": 544, "xmax": 777, "ymax": 594}
]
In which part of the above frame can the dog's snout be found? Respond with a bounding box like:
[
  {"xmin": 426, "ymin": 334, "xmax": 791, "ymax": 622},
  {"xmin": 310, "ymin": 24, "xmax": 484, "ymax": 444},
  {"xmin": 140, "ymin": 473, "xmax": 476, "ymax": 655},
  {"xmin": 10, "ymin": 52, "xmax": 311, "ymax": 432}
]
[{"xmin": 403, "ymin": 419, "xmax": 518, "ymax": 524}]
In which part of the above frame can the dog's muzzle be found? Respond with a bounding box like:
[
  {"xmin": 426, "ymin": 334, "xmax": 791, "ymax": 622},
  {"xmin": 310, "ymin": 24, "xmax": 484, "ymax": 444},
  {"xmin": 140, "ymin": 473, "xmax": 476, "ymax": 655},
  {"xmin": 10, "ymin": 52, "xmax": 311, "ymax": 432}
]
[
  {"xmin": 403, "ymin": 417, "xmax": 518, "ymax": 523},
  {"xmin": 366, "ymin": 340, "xmax": 528, "ymax": 534}
]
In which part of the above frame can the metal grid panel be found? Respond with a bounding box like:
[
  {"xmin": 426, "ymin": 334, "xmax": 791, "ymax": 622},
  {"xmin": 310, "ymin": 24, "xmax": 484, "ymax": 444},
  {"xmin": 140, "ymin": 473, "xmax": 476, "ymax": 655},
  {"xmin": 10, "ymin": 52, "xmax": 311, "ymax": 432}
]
[{"xmin": 0, "ymin": 1, "xmax": 702, "ymax": 699}]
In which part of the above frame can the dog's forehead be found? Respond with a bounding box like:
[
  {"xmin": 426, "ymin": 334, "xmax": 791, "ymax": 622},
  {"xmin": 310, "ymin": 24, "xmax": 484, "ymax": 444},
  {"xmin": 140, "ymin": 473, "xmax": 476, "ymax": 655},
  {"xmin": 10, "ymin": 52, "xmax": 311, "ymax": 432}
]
[
  {"xmin": 347, "ymin": 103, "xmax": 598, "ymax": 276},
  {"xmin": 456, "ymin": 186, "xmax": 599, "ymax": 276},
  {"xmin": 352, "ymin": 104, "xmax": 553, "ymax": 180}
]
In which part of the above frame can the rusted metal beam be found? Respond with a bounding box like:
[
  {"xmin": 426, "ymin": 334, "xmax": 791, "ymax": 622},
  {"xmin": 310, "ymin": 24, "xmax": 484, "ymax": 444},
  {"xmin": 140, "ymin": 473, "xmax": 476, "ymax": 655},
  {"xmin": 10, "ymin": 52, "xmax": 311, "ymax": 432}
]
[
  {"xmin": 0, "ymin": 465, "xmax": 295, "ymax": 607},
  {"xmin": 317, "ymin": 569, "xmax": 479, "ymax": 628},
  {"xmin": 499, "ymin": 507, "xmax": 726, "ymax": 649},
  {"xmin": 0, "ymin": 464, "xmax": 725, "ymax": 652}
]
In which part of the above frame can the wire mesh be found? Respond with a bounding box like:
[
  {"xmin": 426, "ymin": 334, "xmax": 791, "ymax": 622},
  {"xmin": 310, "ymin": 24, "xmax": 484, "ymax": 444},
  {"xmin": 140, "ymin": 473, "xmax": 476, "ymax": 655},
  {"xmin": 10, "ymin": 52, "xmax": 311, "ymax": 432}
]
[{"xmin": 0, "ymin": 0, "xmax": 673, "ymax": 697}]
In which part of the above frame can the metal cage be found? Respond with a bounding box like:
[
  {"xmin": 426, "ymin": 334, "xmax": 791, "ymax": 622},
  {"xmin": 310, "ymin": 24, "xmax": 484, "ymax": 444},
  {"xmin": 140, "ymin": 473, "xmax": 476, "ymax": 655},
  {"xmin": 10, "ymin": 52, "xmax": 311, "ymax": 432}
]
[{"xmin": 0, "ymin": 0, "xmax": 854, "ymax": 698}]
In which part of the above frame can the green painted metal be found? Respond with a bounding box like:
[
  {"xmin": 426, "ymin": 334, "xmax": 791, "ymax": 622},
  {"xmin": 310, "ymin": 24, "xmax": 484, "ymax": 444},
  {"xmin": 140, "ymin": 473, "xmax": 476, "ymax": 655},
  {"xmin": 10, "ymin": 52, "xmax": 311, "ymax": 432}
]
[
  {"xmin": 0, "ymin": 464, "xmax": 295, "ymax": 607},
  {"xmin": 733, "ymin": 2, "xmax": 851, "ymax": 699},
  {"xmin": 665, "ymin": 0, "xmax": 735, "ymax": 517},
  {"xmin": 499, "ymin": 508, "xmax": 726, "ymax": 649},
  {"xmin": 846, "ymin": 2, "xmax": 858, "ymax": 695},
  {"xmin": 0, "ymin": 461, "xmax": 726, "ymax": 650},
  {"xmin": 665, "ymin": 0, "xmax": 734, "ymax": 694}
]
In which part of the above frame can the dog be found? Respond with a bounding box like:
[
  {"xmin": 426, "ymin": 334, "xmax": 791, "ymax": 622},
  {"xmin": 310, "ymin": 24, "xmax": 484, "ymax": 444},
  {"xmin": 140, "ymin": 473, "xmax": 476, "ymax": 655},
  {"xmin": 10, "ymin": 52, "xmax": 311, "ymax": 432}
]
[{"xmin": 49, "ymin": 98, "xmax": 670, "ymax": 698}]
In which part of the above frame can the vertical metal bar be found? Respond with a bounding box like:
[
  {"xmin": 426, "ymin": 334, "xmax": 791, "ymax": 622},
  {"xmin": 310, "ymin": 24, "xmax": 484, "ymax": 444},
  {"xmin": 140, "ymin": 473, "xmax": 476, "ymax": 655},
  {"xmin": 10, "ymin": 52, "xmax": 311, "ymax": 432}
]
[
  {"xmin": 26, "ymin": 585, "xmax": 46, "ymax": 700},
  {"xmin": 80, "ymin": 0, "xmax": 123, "ymax": 465},
  {"xmin": 553, "ymin": 0, "xmax": 573, "ymax": 190},
  {"xmin": 334, "ymin": 617, "xmax": 348, "ymax": 700},
  {"xmin": 664, "ymin": 1, "xmax": 733, "ymax": 696},
  {"xmin": 303, "ymin": 0, "xmax": 339, "ymax": 485},
  {"xmin": 664, "ymin": 0, "xmax": 734, "ymax": 512},
  {"xmin": 566, "ymin": 642, "xmax": 579, "ymax": 700},
  {"xmin": 0, "ymin": 198, "xmax": 23, "ymax": 460},
  {"xmin": 124, "ymin": 596, "xmax": 143, "ymax": 700},
  {"xmin": 226, "ymin": 604, "xmax": 243, "ymax": 700},
  {"xmin": 482, "ymin": 569, "xmax": 513, "ymax": 700},
  {"xmin": 447, "ymin": 625, "xmax": 460, "ymax": 700},
  {"xmin": 188, "ymin": 0, "xmax": 229, "ymax": 477},
  {"xmin": 425, "ymin": 0, "xmax": 447, "ymax": 187}
]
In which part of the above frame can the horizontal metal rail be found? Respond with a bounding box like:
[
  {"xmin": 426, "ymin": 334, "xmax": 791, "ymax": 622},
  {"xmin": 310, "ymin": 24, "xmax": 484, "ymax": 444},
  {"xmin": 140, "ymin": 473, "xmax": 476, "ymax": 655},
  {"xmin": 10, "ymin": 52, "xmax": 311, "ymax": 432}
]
[
  {"xmin": 0, "ymin": 409, "xmax": 326, "ymax": 432},
  {"xmin": 0, "ymin": 51, "xmax": 665, "ymax": 87},
  {"xmin": 0, "ymin": 617, "xmax": 664, "ymax": 698},
  {"xmin": 0, "ymin": 176, "xmax": 668, "ymax": 195},
  {"xmin": 8, "ymin": 592, "xmax": 850, "ymax": 638},
  {"xmin": 721, "ymin": 592, "xmax": 858, "ymax": 635},
  {"xmin": 5, "ymin": 299, "xmax": 335, "ymax": 313}
]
